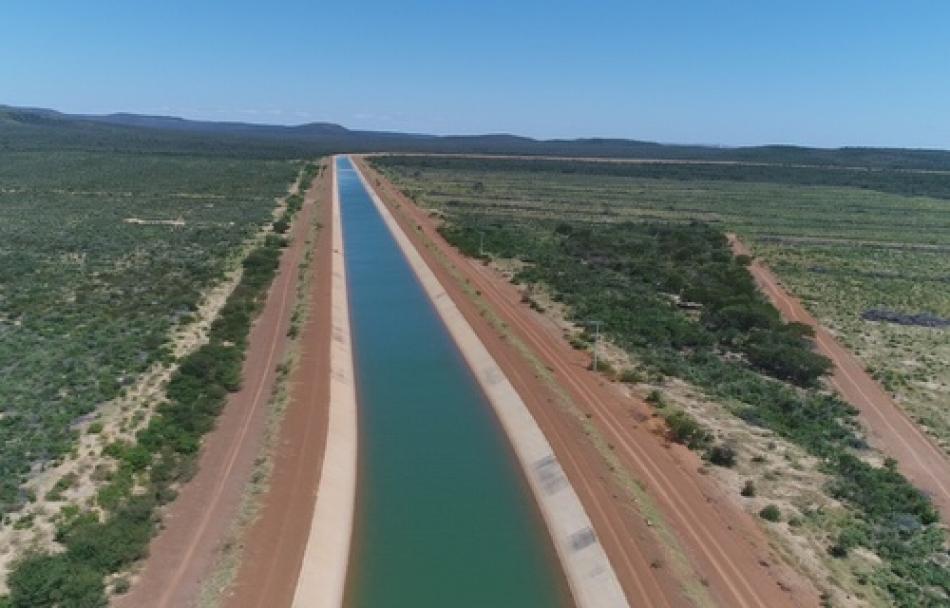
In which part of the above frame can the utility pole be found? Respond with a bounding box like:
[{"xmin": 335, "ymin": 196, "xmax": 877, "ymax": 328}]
[
  {"xmin": 588, "ymin": 320, "xmax": 601, "ymax": 371},
  {"xmin": 479, "ymin": 231, "xmax": 485, "ymax": 257}
]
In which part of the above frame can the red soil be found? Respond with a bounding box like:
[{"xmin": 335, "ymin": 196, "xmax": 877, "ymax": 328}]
[
  {"xmin": 730, "ymin": 234, "xmax": 950, "ymax": 521},
  {"xmin": 114, "ymin": 171, "xmax": 323, "ymax": 608},
  {"xmin": 356, "ymin": 157, "xmax": 819, "ymax": 608},
  {"xmin": 220, "ymin": 166, "xmax": 333, "ymax": 608}
]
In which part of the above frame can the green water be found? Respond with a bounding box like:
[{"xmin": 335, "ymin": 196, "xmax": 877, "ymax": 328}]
[{"xmin": 338, "ymin": 157, "xmax": 570, "ymax": 608}]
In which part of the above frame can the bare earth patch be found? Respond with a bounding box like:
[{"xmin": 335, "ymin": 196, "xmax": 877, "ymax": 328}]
[{"xmin": 123, "ymin": 217, "xmax": 187, "ymax": 226}]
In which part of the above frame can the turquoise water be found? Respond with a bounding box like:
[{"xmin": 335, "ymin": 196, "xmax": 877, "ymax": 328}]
[{"xmin": 338, "ymin": 157, "xmax": 570, "ymax": 608}]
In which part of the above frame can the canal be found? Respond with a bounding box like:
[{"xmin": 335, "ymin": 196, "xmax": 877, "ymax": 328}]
[{"xmin": 338, "ymin": 156, "xmax": 570, "ymax": 607}]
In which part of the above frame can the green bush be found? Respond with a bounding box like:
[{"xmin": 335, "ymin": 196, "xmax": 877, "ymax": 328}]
[
  {"xmin": 619, "ymin": 368, "xmax": 645, "ymax": 383},
  {"xmin": 271, "ymin": 217, "xmax": 290, "ymax": 234},
  {"xmin": 60, "ymin": 496, "xmax": 155, "ymax": 572},
  {"xmin": 663, "ymin": 410, "xmax": 711, "ymax": 449},
  {"xmin": 6, "ymin": 553, "xmax": 105, "ymax": 608},
  {"xmin": 759, "ymin": 504, "xmax": 781, "ymax": 522},
  {"xmin": 112, "ymin": 577, "xmax": 131, "ymax": 595},
  {"xmin": 44, "ymin": 472, "xmax": 78, "ymax": 501},
  {"xmin": 742, "ymin": 330, "xmax": 832, "ymax": 387},
  {"xmin": 706, "ymin": 444, "xmax": 737, "ymax": 468}
]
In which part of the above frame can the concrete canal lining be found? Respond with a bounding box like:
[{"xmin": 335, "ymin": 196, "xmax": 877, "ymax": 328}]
[{"xmin": 291, "ymin": 157, "xmax": 358, "ymax": 608}]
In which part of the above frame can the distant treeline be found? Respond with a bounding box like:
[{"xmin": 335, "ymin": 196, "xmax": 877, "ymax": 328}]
[
  {"xmin": 5, "ymin": 104, "xmax": 950, "ymax": 171},
  {"xmin": 374, "ymin": 155, "xmax": 950, "ymax": 201}
]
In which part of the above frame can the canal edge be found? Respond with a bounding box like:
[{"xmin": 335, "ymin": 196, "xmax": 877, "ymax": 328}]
[
  {"xmin": 349, "ymin": 156, "xmax": 630, "ymax": 608},
  {"xmin": 291, "ymin": 156, "xmax": 358, "ymax": 608}
]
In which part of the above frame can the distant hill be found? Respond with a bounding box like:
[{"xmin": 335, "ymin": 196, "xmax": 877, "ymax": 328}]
[
  {"xmin": 3, "ymin": 104, "xmax": 950, "ymax": 171},
  {"xmin": 78, "ymin": 112, "xmax": 359, "ymax": 138}
]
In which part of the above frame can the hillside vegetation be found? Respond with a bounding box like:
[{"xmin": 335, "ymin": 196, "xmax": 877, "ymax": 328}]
[{"xmin": 9, "ymin": 104, "xmax": 950, "ymax": 170}]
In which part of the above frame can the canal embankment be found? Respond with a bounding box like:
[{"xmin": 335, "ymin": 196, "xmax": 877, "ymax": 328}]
[
  {"xmin": 349, "ymin": 156, "xmax": 629, "ymax": 608},
  {"xmin": 291, "ymin": 157, "xmax": 359, "ymax": 608}
]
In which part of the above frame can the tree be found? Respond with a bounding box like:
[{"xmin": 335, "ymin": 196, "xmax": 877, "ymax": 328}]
[
  {"xmin": 6, "ymin": 553, "xmax": 105, "ymax": 608},
  {"xmin": 706, "ymin": 443, "xmax": 737, "ymax": 467}
]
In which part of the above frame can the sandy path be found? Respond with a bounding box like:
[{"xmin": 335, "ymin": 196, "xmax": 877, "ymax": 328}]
[
  {"xmin": 114, "ymin": 172, "xmax": 321, "ymax": 608},
  {"xmin": 730, "ymin": 234, "xmax": 950, "ymax": 520},
  {"xmin": 220, "ymin": 163, "xmax": 337, "ymax": 608},
  {"xmin": 357, "ymin": 157, "xmax": 818, "ymax": 608}
]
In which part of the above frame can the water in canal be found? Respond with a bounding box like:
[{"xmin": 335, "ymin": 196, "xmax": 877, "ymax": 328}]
[{"xmin": 338, "ymin": 157, "xmax": 570, "ymax": 607}]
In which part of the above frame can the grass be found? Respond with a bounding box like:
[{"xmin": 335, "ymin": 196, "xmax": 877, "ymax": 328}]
[
  {"xmin": 760, "ymin": 242, "xmax": 950, "ymax": 453},
  {"xmin": 371, "ymin": 154, "xmax": 950, "ymax": 607}
]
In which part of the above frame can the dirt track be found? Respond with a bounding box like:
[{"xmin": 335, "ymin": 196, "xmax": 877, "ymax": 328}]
[
  {"xmin": 357, "ymin": 157, "xmax": 818, "ymax": 608},
  {"xmin": 220, "ymin": 167, "xmax": 334, "ymax": 608},
  {"xmin": 730, "ymin": 234, "xmax": 950, "ymax": 521},
  {"xmin": 114, "ymin": 170, "xmax": 323, "ymax": 608}
]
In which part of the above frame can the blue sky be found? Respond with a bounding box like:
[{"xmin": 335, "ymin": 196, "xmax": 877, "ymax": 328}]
[{"xmin": 1, "ymin": 1, "xmax": 948, "ymax": 147}]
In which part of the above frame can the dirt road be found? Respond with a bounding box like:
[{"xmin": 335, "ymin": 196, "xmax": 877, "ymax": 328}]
[
  {"xmin": 220, "ymin": 166, "xmax": 336, "ymax": 608},
  {"xmin": 730, "ymin": 234, "xmax": 950, "ymax": 521},
  {"xmin": 115, "ymin": 169, "xmax": 323, "ymax": 608},
  {"xmin": 357, "ymin": 157, "xmax": 818, "ymax": 608}
]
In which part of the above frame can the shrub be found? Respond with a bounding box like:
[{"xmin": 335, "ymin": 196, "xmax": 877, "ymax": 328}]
[
  {"xmin": 740, "ymin": 480, "xmax": 756, "ymax": 497},
  {"xmin": 590, "ymin": 359, "xmax": 615, "ymax": 376},
  {"xmin": 285, "ymin": 193, "xmax": 304, "ymax": 213},
  {"xmin": 742, "ymin": 332, "xmax": 832, "ymax": 387},
  {"xmin": 706, "ymin": 443, "xmax": 737, "ymax": 467},
  {"xmin": 112, "ymin": 577, "xmax": 131, "ymax": 594},
  {"xmin": 44, "ymin": 473, "xmax": 78, "ymax": 502},
  {"xmin": 61, "ymin": 496, "xmax": 155, "ymax": 573},
  {"xmin": 664, "ymin": 410, "xmax": 711, "ymax": 449},
  {"xmin": 271, "ymin": 218, "xmax": 290, "ymax": 234},
  {"xmin": 828, "ymin": 543, "xmax": 848, "ymax": 558},
  {"xmin": 759, "ymin": 504, "xmax": 781, "ymax": 522},
  {"xmin": 828, "ymin": 519, "xmax": 870, "ymax": 559},
  {"xmin": 6, "ymin": 553, "xmax": 105, "ymax": 608},
  {"xmin": 619, "ymin": 368, "xmax": 645, "ymax": 383}
]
